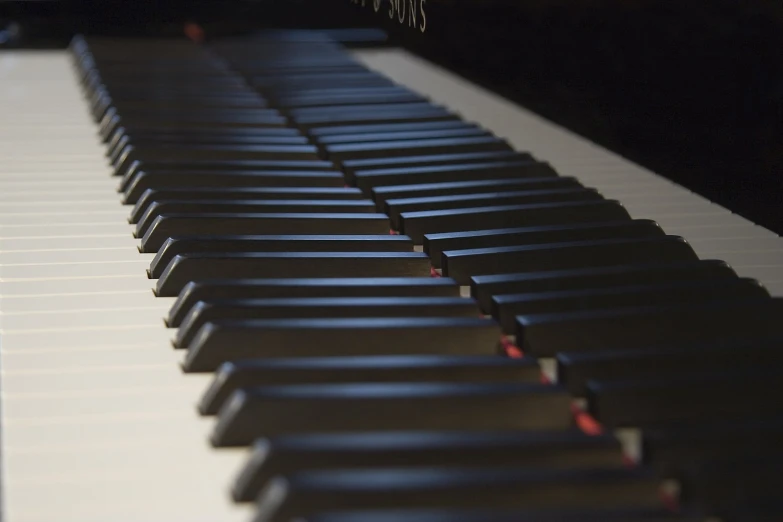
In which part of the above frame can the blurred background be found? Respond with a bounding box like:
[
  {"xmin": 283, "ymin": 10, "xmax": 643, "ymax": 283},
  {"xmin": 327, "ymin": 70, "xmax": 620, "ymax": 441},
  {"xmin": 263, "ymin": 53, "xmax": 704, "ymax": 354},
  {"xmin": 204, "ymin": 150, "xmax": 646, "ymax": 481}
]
[{"xmin": 2, "ymin": 0, "xmax": 781, "ymax": 234}]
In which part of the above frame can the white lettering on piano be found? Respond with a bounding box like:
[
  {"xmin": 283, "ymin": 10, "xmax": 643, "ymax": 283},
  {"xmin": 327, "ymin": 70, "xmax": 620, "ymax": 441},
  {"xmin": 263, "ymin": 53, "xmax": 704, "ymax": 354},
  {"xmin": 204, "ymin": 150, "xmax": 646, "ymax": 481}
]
[{"xmin": 348, "ymin": 0, "xmax": 427, "ymax": 33}]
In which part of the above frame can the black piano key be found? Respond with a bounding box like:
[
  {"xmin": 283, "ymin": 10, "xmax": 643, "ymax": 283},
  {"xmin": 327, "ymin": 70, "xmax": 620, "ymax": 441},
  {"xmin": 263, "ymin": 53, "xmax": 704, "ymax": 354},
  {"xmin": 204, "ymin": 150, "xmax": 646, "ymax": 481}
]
[
  {"xmin": 107, "ymin": 133, "xmax": 310, "ymax": 164},
  {"xmin": 341, "ymin": 150, "xmax": 530, "ymax": 178},
  {"xmin": 232, "ymin": 430, "xmax": 622, "ymax": 502},
  {"xmin": 175, "ymin": 296, "xmax": 481, "ymax": 348},
  {"xmin": 141, "ymin": 213, "xmax": 390, "ymax": 253},
  {"xmin": 494, "ymin": 278, "xmax": 767, "ymax": 333},
  {"xmin": 443, "ymin": 236, "xmax": 697, "ymax": 285},
  {"xmin": 401, "ymin": 200, "xmax": 631, "ymax": 243},
  {"xmin": 183, "ymin": 317, "xmax": 502, "ymax": 372},
  {"xmin": 293, "ymin": 108, "xmax": 458, "ymax": 130},
  {"xmin": 558, "ymin": 336, "xmax": 783, "ymax": 396},
  {"xmin": 471, "ymin": 260, "xmax": 737, "ymax": 314},
  {"xmin": 131, "ymin": 187, "xmax": 363, "ymax": 224},
  {"xmin": 297, "ymin": 508, "xmax": 698, "ymax": 522},
  {"xmin": 212, "ymin": 382, "xmax": 573, "ymax": 446},
  {"xmin": 426, "ymin": 220, "xmax": 663, "ymax": 268},
  {"xmin": 354, "ymin": 160, "xmax": 557, "ymax": 193},
  {"xmin": 309, "ymin": 120, "xmax": 475, "ymax": 137},
  {"xmin": 587, "ymin": 370, "xmax": 783, "ymax": 428},
  {"xmin": 252, "ymin": 467, "xmax": 661, "ymax": 522},
  {"xmin": 201, "ymin": 355, "xmax": 541, "ymax": 415},
  {"xmin": 135, "ymin": 200, "xmax": 376, "ymax": 237},
  {"xmin": 100, "ymin": 112, "xmax": 288, "ymax": 141},
  {"xmin": 373, "ymin": 176, "xmax": 581, "ymax": 212},
  {"xmin": 107, "ymin": 128, "xmax": 303, "ymax": 160},
  {"xmin": 288, "ymin": 102, "xmax": 440, "ymax": 119},
  {"xmin": 123, "ymin": 171, "xmax": 345, "ymax": 204},
  {"xmin": 324, "ymin": 136, "xmax": 512, "ymax": 163},
  {"xmin": 168, "ymin": 277, "xmax": 460, "ymax": 327},
  {"xmin": 118, "ymin": 157, "xmax": 335, "ymax": 182},
  {"xmin": 156, "ymin": 251, "xmax": 429, "ymax": 296},
  {"xmin": 316, "ymin": 127, "xmax": 489, "ymax": 145},
  {"xmin": 113, "ymin": 143, "xmax": 322, "ymax": 176},
  {"xmin": 642, "ymin": 417, "xmax": 783, "ymax": 477},
  {"xmin": 150, "ymin": 235, "xmax": 413, "ymax": 279},
  {"xmin": 277, "ymin": 90, "xmax": 427, "ymax": 108},
  {"xmin": 516, "ymin": 297, "xmax": 783, "ymax": 358},
  {"xmin": 386, "ymin": 188, "xmax": 603, "ymax": 230}
]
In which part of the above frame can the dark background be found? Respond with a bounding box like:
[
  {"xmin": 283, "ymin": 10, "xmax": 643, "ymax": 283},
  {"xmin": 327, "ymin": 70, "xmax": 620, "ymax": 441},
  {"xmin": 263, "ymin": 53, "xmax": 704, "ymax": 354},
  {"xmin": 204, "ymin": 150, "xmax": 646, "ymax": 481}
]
[{"xmin": 2, "ymin": 0, "xmax": 781, "ymax": 234}]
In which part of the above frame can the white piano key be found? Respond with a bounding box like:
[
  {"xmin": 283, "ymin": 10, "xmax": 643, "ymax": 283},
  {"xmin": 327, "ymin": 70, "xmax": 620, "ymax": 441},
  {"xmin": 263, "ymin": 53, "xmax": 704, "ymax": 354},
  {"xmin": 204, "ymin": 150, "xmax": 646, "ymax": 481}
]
[
  {"xmin": 1, "ymin": 260, "xmax": 151, "ymax": 280},
  {"xmin": 0, "ymin": 275, "xmax": 155, "ymax": 296},
  {"xmin": 0, "ymin": 235, "xmax": 139, "ymax": 251},
  {"xmin": 0, "ymin": 292, "xmax": 172, "ymax": 314},
  {"xmin": 0, "ymin": 248, "xmax": 152, "ymax": 265},
  {"xmin": 0, "ymin": 222, "xmax": 135, "ymax": 238},
  {"xmin": 0, "ymin": 325, "xmax": 173, "ymax": 351}
]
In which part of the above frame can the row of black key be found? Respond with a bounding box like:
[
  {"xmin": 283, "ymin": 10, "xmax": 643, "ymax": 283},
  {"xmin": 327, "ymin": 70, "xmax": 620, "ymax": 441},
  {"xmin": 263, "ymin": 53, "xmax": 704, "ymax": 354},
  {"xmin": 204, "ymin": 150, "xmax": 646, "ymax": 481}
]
[{"xmin": 71, "ymin": 32, "xmax": 781, "ymax": 522}]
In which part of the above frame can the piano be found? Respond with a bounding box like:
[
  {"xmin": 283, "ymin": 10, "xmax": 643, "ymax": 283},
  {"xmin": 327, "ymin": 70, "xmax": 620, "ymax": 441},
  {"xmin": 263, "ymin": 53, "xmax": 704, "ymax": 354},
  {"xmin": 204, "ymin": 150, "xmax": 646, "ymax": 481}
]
[{"xmin": 1, "ymin": 1, "xmax": 782, "ymax": 521}]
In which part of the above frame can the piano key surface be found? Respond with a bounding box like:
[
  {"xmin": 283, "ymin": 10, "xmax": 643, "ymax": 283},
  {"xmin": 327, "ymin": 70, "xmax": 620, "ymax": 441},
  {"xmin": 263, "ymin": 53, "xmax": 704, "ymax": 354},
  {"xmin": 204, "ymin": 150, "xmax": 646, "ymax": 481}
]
[{"xmin": 1, "ymin": 42, "xmax": 782, "ymax": 522}]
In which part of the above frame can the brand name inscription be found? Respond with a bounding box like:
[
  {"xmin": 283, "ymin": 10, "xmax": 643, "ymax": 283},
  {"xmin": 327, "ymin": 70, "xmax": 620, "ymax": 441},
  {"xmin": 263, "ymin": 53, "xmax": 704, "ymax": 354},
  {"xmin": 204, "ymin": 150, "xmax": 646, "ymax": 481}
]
[{"xmin": 349, "ymin": 0, "xmax": 428, "ymax": 33}]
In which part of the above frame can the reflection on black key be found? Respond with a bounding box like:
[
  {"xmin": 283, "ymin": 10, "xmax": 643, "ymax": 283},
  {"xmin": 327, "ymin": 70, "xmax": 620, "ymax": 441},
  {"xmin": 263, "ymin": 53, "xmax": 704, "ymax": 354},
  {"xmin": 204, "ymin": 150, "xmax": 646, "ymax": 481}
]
[
  {"xmin": 212, "ymin": 382, "xmax": 573, "ymax": 446},
  {"xmin": 119, "ymin": 158, "xmax": 334, "ymax": 183},
  {"xmin": 354, "ymin": 160, "xmax": 556, "ymax": 192},
  {"xmin": 471, "ymin": 260, "xmax": 736, "ymax": 314},
  {"xmin": 150, "ymin": 235, "xmax": 413, "ymax": 279},
  {"xmin": 426, "ymin": 220, "xmax": 663, "ymax": 268},
  {"xmin": 136, "ymin": 200, "xmax": 376, "ymax": 237},
  {"xmin": 494, "ymin": 278, "xmax": 766, "ymax": 333},
  {"xmin": 175, "ymin": 296, "xmax": 480, "ymax": 348},
  {"xmin": 317, "ymin": 127, "xmax": 488, "ymax": 145},
  {"xmin": 201, "ymin": 355, "xmax": 541, "ymax": 415},
  {"xmin": 558, "ymin": 337, "xmax": 783, "ymax": 396},
  {"xmin": 183, "ymin": 317, "xmax": 502, "ymax": 372},
  {"xmin": 252, "ymin": 467, "xmax": 660, "ymax": 522},
  {"xmin": 374, "ymin": 177, "xmax": 581, "ymax": 213},
  {"xmin": 516, "ymin": 298, "xmax": 783, "ymax": 358},
  {"xmin": 156, "ymin": 251, "xmax": 429, "ymax": 296},
  {"xmin": 232, "ymin": 430, "xmax": 622, "ymax": 501},
  {"xmin": 309, "ymin": 121, "xmax": 471, "ymax": 137},
  {"xmin": 386, "ymin": 188, "xmax": 602, "ymax": 230},
  {"xmin": 325, "ymin": 136, "xmax": 511, "ymax": 162},
  {"xmin": 168, "ymin": 277, "xmax": 459, "ymax": 327},
  {"xmin": 401, "ymin": 200, "xmax": 631, "ymax": 243},
  {"xmin": 294, "ymin": 108, "xmax": 457, "ymax": 129},
  {"xmin": 443, "ymin": 236, "xmax": 697, "ymax": 285},
  {"xmin": 123, "ymin": 171, "xmax": 345, "ymax": 204},
  {"xmin": 131, "ymin": 187, "xmax": 363, "ymax": 224},
  {"xmin": 141, "ymin": 213, "xmax": 390, "ymax": 253},
  {"xmin": 587, "ymin": 370, "xmax": 783, "ymax": 428},
  {"xmin": 342, "ymin": 150, "xmax": 530, "ymax": 179}
]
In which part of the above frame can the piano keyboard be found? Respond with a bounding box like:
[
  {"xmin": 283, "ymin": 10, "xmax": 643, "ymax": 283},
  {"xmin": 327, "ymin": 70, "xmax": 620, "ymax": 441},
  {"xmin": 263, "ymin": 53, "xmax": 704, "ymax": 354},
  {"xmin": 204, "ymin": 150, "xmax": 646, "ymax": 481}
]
[{"xmin": 1, "ymin": 31, "xmax": 781, "ymax": 522}]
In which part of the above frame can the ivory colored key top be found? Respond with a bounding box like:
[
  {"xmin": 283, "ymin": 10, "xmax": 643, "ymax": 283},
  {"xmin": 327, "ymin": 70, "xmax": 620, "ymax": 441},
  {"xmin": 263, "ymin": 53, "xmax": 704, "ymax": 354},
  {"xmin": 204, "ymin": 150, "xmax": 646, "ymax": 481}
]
[{"xmin": 183, "ymin": 317, "xmax": 502, "ymax": 372}]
